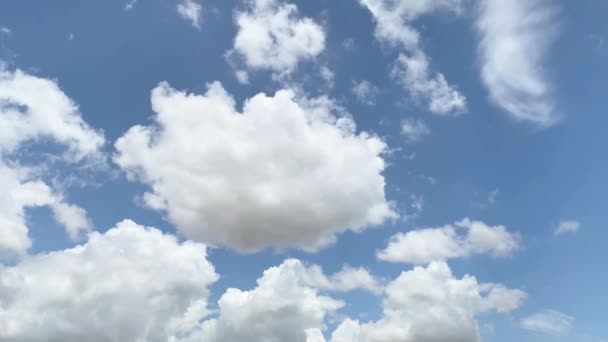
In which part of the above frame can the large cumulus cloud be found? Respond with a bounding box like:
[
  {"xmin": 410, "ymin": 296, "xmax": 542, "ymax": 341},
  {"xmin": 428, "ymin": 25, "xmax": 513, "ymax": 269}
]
[{"xmin": 114, "ymin": 81, "xmax": 396, "ymax": 252}]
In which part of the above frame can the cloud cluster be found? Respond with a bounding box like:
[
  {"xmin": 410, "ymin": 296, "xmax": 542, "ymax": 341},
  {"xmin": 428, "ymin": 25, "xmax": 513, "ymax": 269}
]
[
  {"xmin": 0, "ymin": 220, "xmax": 218, "ymax": 341},
  {"xmin": 230, "ymin": 0, "xmax": 325, "ymax": 77},
  {"xmin": 115, "ymin": 81, "xmax": 396, "ymax": 252},
  {"xmin": 359, "ymin": 0, "xmax": 467, "ymax": 115},
  {"xmin": 377, "ymin": 218, "xmax": 521, "ymax": 264},
  {"xmin": 0, "ymin": 66, "xmax": 105, "ymax": 258},
  {"xmin": 476, "ymin": 0, "xmax": 559, "ymax": 126},
  {"xmin": 330, "ymin": 261, "xmax": 526, "ymax": 342},
  {"xmin": 186, "ymin": 259, "xmax": 355, "ymax": 341}
]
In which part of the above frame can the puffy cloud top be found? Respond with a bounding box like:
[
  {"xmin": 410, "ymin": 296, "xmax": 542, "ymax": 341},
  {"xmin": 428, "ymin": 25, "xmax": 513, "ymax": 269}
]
[
  {"xmin": 0, "ymin": 220, "xmax": 218, "ymax": 342},
  {"xmin": 114, "ymin": 81, "xmax": 396, "ymax": 252},
  {"xmin": 331, "ymin": 261, "xmax": 526, "ymax": 342},
  {"xmin": 377, "ymin": 218, "xmax": 521, "ymax": 264},
  {"xmin": 0, "ymin": 66, "xmax": 104, "ymax": 160},
  {"xmin": 231, "ymin": 0, "xmax": 325, "ymax": 75}
]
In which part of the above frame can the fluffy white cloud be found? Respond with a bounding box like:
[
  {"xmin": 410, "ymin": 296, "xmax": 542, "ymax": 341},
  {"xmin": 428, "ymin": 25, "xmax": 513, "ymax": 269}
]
[
  {"xmin": 230, "ymin": 0, "xmax": 325, "ymax": 75},
  {"xmin": 0, "ymin": 66, "xmax": 104, "ymax": 159},
  {"xmin": 331, "ymin": 262, "xmax": 526, "ymax": 342},
  {"xmin": 476, "ymin": 0, "xmax": 559, "ymax": 126},
  {"xmin": 521, "ymin": 310, "xmax": 574, "ymax": 335},
  {"xmin": 114, "ymin": 81, "xmax": 396, "ymax": 252},
  {"xmin": 177, "ymin": 0, "xmax": 202, "ymax": 29},
  {"xmin": 400, "ymin": 118, "xmax": 430, "ymax": 142},
  {"xmin": 377, "ymin": 218, "xmax": 521, "ymax": 264},
  {"xmin": 184, "ymin": 259, "xmax": 346, "ymax": 341},
  {"xmin": 359, "ymin": 0, "xmax": 466, "ymax": 115},
  {"xmin": 352, "ymin": 80, "xmax": 380, "ymax": 105},
  {"xmin": 0, "ymin": 219, "xmax": 218, "ymax": 341},
  {"xmin": 0, "ymin": 66, "xmax": 104, "ymax": 258},
  {"xmin": 555, "ymin": 220, "xmax": 580, "ymax": 236}
]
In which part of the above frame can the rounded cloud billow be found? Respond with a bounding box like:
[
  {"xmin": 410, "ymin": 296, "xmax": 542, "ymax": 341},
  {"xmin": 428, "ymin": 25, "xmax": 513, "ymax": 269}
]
[
  {"xmin": 114, "ymin": 81, "xmax": 397, "ymax": 252},
  {"xmin": 0, "ymin": 220, "xmax": 218, "ymax": 341}
]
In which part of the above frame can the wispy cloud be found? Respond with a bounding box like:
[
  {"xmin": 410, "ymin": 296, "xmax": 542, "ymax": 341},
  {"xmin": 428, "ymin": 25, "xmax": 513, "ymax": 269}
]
[
  {"xmin": 522, "ymin": 310, "xmax": 574, "ymax": 335},
  {"xmin": 476, "ymin": 0, "xmax": 560, "ymax": 126}
]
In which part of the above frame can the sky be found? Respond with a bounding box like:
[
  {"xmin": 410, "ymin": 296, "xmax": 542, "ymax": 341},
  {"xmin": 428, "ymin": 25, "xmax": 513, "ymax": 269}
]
[{"xmin": 0, "ymin": 0, "xmax": 607, "ymax": 341}]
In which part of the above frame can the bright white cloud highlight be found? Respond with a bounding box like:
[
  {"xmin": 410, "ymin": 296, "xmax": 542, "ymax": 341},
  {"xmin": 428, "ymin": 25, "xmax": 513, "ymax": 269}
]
[
  {"xmin": 521, "ymin": 310, "xmax": 574, "ymax": 335},
  {"xmin": 230, "ymin": 0, "xmax": 325, "ymax": 75},
  {"xmin": 184, "ymin": 259, "xmax": 349, "ymax": 341},
  {"xmin": 377, "ymin": 218, "xmax": 521, "ymax": 264},
  {"xmin": 0, "ymin": 220, "xmax": 218, "ymax": 341},
  {"xmin": 177, "ymin": 0, "xmax": 202, "ymax": 29},
  {"xmin": 555, "ymin": 220, "xmax": 580, "ymax": 236},
  {"xmin": 476, "ymin": 0, "xmax": 559, "ymax": 126},
  {"xmin": 114, "ymin": 81, "xmax": 396, "ymax": 252},
  {"xmin": 400, "ymin": 118, "xmax": 430, "ymax": 142},
  {"xmin": 0, "ymin": 66, "xmax": 104, "ymax": 258},
  {"xmin": 359, "ymin": 0, "xmax": 467, "ymax": 114},
  {"xmin": 331, "ymin": 261, "xmax": 526, "ymax": 342}
]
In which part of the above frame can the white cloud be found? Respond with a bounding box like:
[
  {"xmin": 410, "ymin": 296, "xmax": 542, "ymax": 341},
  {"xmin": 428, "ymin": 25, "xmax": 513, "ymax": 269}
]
[
  {"xmin": 392, "ymin": 52, "xmax": 466, "ymax": 115},
  {"xmin": 521, "ymin": 310, "xmax": 574, "ymax": 335},
  {"xmin": 377, "ymin": 218, "xmax": 521, "ymax": 264},
  {"xmin": 0, "ymin": 157, "xmax": 94, "ymax": 259},
  {"xmin": 235, "ymin": 69, "xmax": 249, "ymax": 84},
  {"xmin": 0, "ymin": 219, "xmax": 219, "ymax": 341},
  {"xmin": 0, "ymin": 65, "xmax": 104, "ymax": 258},
  {"xmin": 0, "ymin": 27, "xmax": 11, "ymax": 36},
  {"xmin": 0, "ymin": 66, "xmax": 105, "ymax": 159},
  {"xmin": 320, "ymin": 66, "xmax": 335, "ymax": 87},
  {"xmin": 555, "ymin": 220, "xmax": 580, "ymax": 236},
  {"xmin": 400, "ymin": 118, "xmax": 430, "ymax": 142},
  {"xmin": 114, "ymin": 81, "xmax": 396, "ymax": 252},
  {"xmin": 352, "ymin": 80, "xmax": 379, "ymax": 105},
  {"xmin": 359, "ymin": 0, "xmax": 467, "ymax": 115},
  {"xmin": 230, "ymin": 0, "xmax": 325, "ymax": 76},
  {"xmin": 124, "ymin": 0, "xmax": 137, "ymax": 11},
  {"xmin": 330, "ymin": 261, "xmax": 526, "ymax": 342},
  {"xmin": 476, "ymin": 0, "xmax": 559, "ymax": 126},
  {"xmin": 184, "ymin": 259, "xmax": 346, "ymax": 341},
  {"xmin": 177, "ymin": 0, "xmax": 203, "ymax": 29}
]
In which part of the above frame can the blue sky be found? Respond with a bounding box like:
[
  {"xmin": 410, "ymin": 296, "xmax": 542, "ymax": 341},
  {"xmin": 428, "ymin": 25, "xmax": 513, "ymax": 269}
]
[{"xmin": 0, "ymin": 0, "xmax": 607, "ymax": 341}]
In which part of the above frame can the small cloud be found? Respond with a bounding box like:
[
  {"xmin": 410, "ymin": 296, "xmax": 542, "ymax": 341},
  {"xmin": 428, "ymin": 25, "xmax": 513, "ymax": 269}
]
[
  {"xmin": 177, "ymin": 0, "xmax": 202, "ymax": 29},
  {"xmin": 0, "ymin": 27, "xmax": 12, "ymax": 36},
  {"xmin": 342, "ymin": 37, "xmax": 355, "ymax": 50},
  {"xmin": 320, "ymin": 66, "xmax": 335, "ymax": 88},
  {"xmin": 235, "ymin": 70, "xmax": 249, "ymax": 84},
  {"xmin": 555, "ymin": 220, "xmax": 580, "ymax": 236},
  {"xmin": 68, "ymin": 33, "xmax": 75, "ymax": 41},
  {"xmin": 124, "ymin": 0, "xmax": 137, "ymax": 11},
  {"xmin": 587, "ymin": 34, "xmax": 607, "ymax": 55},
  {"xmin": 401, "ymin": 118, "xmax": 430, "ymax": 143},
  {"xmin": 352, "ymin": 80, "xmax": 379, "ymax": 105},
  {"xmin": 487, "ymin": 188, "xmax": 499, "ymax": 205},
  {"xmin": 521, "ymin": 310, "xmax": 574, "ymax": 335}
]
